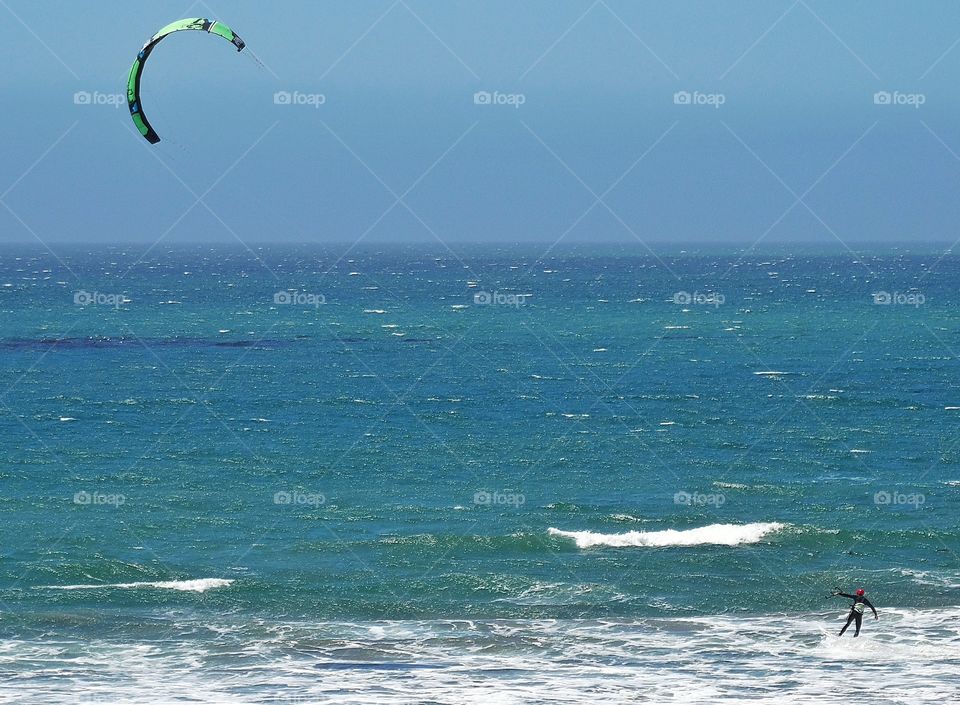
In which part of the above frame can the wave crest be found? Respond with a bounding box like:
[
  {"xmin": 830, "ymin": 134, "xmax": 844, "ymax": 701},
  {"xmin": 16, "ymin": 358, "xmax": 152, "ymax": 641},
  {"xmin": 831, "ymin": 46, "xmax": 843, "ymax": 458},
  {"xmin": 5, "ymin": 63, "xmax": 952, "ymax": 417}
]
[
  {"xmin": 37, "ymin": 578, "xmax": 233, "ymax": 593},
  {"xmin": 548, "ymin": 522, "xmax": 784, "ymax": 548}
]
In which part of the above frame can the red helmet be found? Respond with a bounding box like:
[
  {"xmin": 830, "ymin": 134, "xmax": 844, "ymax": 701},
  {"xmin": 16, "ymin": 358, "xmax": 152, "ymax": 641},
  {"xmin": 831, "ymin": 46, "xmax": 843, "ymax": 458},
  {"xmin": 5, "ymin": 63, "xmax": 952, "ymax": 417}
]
[{"xmin": 856, "ymin": 588, "xmax": 865, "ymax": 596}]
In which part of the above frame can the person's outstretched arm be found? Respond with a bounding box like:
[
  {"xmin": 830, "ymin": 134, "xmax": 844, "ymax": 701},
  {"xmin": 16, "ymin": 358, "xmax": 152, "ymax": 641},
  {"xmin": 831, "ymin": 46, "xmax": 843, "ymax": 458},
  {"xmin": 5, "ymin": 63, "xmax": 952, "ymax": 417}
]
[
  {"xmin": 863, "ymin": 597, "xmax": 878, "ymax": 618},
  {"xmin": 835, "ymin": 592, "xmax": 855, "ymax": 599}
]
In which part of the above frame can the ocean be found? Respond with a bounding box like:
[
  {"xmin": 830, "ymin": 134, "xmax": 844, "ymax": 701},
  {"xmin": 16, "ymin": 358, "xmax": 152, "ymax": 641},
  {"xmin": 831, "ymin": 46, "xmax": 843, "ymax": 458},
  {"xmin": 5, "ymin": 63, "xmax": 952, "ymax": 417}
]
[{"xmin": 1, "ymin": 244, "xmax": 958, "ymax": 703}]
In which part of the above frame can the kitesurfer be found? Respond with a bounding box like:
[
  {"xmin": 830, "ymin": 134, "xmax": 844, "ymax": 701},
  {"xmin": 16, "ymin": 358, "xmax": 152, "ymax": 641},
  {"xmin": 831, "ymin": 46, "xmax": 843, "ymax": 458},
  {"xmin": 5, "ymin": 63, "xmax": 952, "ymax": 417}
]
[{"xmin": 831, "ymin": 587, "xmax": 878, "ymax": 637}]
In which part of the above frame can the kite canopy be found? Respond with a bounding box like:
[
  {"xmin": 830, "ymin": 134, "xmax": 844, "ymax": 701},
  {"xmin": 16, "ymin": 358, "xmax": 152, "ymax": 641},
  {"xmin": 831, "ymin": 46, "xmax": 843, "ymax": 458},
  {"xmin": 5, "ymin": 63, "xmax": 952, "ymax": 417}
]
[{"xmin": 126, "ymin": 18, "xmax": 245, "ymax": 144}]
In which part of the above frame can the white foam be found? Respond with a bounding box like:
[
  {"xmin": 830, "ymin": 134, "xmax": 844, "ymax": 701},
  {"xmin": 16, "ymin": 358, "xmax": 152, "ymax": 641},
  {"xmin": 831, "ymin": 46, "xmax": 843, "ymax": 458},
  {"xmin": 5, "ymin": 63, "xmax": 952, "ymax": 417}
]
[
  {"xmin": 896, "ymin": 568, "xmax": 960, "ymax": 589},
  {"xmin": 609, "ymin": 513, "xmax": 643, "ymax": 523},
  {"xmin": 6, "ymin": 609, "xmax": 959, "ymax": 704},
  {"xmin": 38, "ymin": 578, "xmax": 233, "ymax": 593},
  {"xmin": 549, "ymin": 522, "xmax": 784, "ymax": 548}
]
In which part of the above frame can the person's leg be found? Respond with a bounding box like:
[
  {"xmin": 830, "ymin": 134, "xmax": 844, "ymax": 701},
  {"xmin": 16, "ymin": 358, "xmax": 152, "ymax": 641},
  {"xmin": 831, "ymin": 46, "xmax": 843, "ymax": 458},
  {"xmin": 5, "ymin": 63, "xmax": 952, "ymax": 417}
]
[
  {"xmin": 853, "ymin": 613, "xmax": 863, "ymax": 637},
  {"xmin": 840, "ymin": 611, "xmax": 855, "ymax": 636}
]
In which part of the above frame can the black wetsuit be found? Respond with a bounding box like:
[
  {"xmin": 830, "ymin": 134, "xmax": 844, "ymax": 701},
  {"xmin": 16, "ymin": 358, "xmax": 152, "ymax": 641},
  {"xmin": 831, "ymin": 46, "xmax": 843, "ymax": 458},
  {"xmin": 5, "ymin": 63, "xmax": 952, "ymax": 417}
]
[{"xmin": 837, "ymin": 593, "xmax": 877, "ymax": 636}]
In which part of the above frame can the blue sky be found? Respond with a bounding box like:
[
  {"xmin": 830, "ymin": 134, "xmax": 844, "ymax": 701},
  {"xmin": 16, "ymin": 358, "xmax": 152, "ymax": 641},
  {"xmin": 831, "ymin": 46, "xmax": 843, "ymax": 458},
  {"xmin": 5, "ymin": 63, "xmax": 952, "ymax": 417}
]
[{"xmin": 2, "ymin": 0, "xmax": 960, "ymax": 245}]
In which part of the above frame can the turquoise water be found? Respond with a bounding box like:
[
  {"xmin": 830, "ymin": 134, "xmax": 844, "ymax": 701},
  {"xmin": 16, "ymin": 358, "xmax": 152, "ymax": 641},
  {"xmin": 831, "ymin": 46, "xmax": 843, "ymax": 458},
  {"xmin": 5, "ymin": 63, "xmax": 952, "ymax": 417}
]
[{"xmin": 1, "ymin": 245, "xmax": 959, "ymax": 703}]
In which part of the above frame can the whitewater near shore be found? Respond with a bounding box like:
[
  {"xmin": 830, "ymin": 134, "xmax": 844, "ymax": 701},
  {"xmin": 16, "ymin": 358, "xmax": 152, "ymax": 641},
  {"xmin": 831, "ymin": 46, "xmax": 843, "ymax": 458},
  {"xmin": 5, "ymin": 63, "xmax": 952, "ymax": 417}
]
[{"xmin": 2, "ymin": 603, "xmax": 957, "ymax": 704}]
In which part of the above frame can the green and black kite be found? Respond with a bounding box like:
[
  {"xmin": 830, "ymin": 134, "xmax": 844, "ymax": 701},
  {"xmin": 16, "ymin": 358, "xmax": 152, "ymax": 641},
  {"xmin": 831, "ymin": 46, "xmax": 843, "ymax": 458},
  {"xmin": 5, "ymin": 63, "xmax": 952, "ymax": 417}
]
[{"xmin": 127, "ymin": 18, "xmax": 245, "ymax": 144}]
